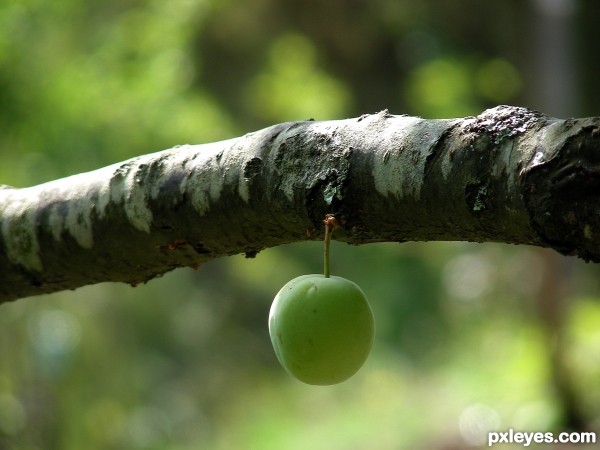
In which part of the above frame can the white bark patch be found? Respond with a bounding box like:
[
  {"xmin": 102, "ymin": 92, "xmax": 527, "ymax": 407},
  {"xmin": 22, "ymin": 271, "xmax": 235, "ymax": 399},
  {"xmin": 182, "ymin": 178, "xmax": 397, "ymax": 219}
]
[
  {"xmin": 179, "ymin": 140, "xmax": 237, "ymax": 216},
  {"xmin": 369, "ymin": 115, "xmax": 449, "ymax": 200},
  {"xmin": 47, "ymin": 204, "xmax": 65, "ymax": 242},
  {"xmin": 51, "ymin": 193, "xmax": 95, "ymax": 248},
  {"xmin": 66, "ymin": 199, "xmax": 95, "ymax": 247},
  {"xmin": 440, "ymin": 148, "xmax": 454, "ymax": 181},
  {"xmin": 38, "ymin": 179, "xmax": 95, "ymax": 248},
  {"xmin": 266, "ymin": 119, "xmax": 353, "ymax": 203},
  {"xmin": 96, "ymin": 169, "xmax": 115, "ymax": 217},
  {"xmin": 182, "ymin": 145, "xmax": 224, "ymax": 216},
  {"xmin": 31, "ymin": 173, "xmax": 100, "ymax": 249},
  {"xmin": 1, "ymin": 190, "xmax": 42, "ymax": 271},
  {"xmin": 1, "ymin": 174, "xmax": 102, "ymax": 270},
  {"xmin": 237, "ymin": 129, "xmax": 284, "ymax": 202},
  {"xmin": 371, "ymin": 116, "xmax": 422, "ymax": 199},
  {"xmin": 122, "ymin": 167, "xmax": 153, "ymax": 233},
  {"xmin": 267, "ymin": 131, "xmax": 296, "ymax": 202},
  {"xmin": 97, "ymin": 159, "xmax": 154, "ymax": 233}
]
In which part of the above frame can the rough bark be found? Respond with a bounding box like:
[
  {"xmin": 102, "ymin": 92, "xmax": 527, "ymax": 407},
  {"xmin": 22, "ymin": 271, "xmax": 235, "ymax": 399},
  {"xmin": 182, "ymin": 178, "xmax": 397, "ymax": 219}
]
[{"xmin": 1, "ymin": 105, "xmax": 599, "ymax": 303}]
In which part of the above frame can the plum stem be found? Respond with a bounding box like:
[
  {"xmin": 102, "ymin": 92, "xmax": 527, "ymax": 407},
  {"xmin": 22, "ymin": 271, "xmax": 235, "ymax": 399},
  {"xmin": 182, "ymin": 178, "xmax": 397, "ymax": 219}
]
[{"xmin": 323, "ymin": 214, "xmax": 338, "ymax": 278}]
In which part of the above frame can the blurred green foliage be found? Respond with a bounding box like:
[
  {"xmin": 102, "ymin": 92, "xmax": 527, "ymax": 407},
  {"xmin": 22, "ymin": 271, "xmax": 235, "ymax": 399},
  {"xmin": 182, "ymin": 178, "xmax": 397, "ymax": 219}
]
[{"xmin": 2, "ymin": 0, "xmax": 600, "ymax": 449}]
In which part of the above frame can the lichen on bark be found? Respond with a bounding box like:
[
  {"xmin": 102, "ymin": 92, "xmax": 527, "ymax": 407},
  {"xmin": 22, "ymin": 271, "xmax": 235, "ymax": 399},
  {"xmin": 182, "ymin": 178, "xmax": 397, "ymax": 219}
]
[{"xmin": 2, "ymin": 106, "xmax": 600, "ymax": 302}]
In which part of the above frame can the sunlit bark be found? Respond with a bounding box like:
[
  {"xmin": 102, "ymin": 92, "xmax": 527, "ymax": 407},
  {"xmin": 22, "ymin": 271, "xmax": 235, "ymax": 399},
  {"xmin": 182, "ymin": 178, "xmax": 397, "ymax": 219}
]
[{"xmin": 2, "ymin": 105, "xmax": 599, "ymax": 302}]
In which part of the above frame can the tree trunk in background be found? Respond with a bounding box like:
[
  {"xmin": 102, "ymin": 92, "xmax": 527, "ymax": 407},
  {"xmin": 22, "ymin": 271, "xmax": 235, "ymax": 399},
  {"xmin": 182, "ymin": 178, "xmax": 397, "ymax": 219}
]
[
  {"xmin": 1, "ymin": 105, "xmax": 600, "ymax": 303},
  {"xmin": 530, "ymin": 0, "xmax": 587, "ymax": 431}
]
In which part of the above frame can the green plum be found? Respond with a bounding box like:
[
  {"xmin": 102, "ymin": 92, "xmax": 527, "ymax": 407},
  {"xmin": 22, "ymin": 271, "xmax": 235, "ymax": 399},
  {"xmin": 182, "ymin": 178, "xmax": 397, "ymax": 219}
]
[{"xmin": 269, "ymin": 274, "xmax": 374, "ymax": 385}]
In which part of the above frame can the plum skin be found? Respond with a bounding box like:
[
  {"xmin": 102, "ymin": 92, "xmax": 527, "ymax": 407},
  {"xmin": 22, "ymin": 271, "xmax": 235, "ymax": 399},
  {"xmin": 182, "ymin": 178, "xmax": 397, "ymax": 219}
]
[{"xmin": 269, "ymin": 274, "xmax": 374, "ymax": 385}]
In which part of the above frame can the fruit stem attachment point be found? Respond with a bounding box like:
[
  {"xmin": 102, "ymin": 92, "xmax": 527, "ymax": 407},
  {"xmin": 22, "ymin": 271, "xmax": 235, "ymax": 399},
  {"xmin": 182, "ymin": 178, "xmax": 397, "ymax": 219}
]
[{"xmin": 323, "ymin": 214, "xmax": 339, "ymax": 278}]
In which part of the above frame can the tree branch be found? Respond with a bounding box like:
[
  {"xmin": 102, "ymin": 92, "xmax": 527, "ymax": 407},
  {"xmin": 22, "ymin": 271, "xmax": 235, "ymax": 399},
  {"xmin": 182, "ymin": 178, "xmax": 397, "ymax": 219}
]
[{"xmin": 2, "ymin": 105, "xmax": 599, "ymax": 302}]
